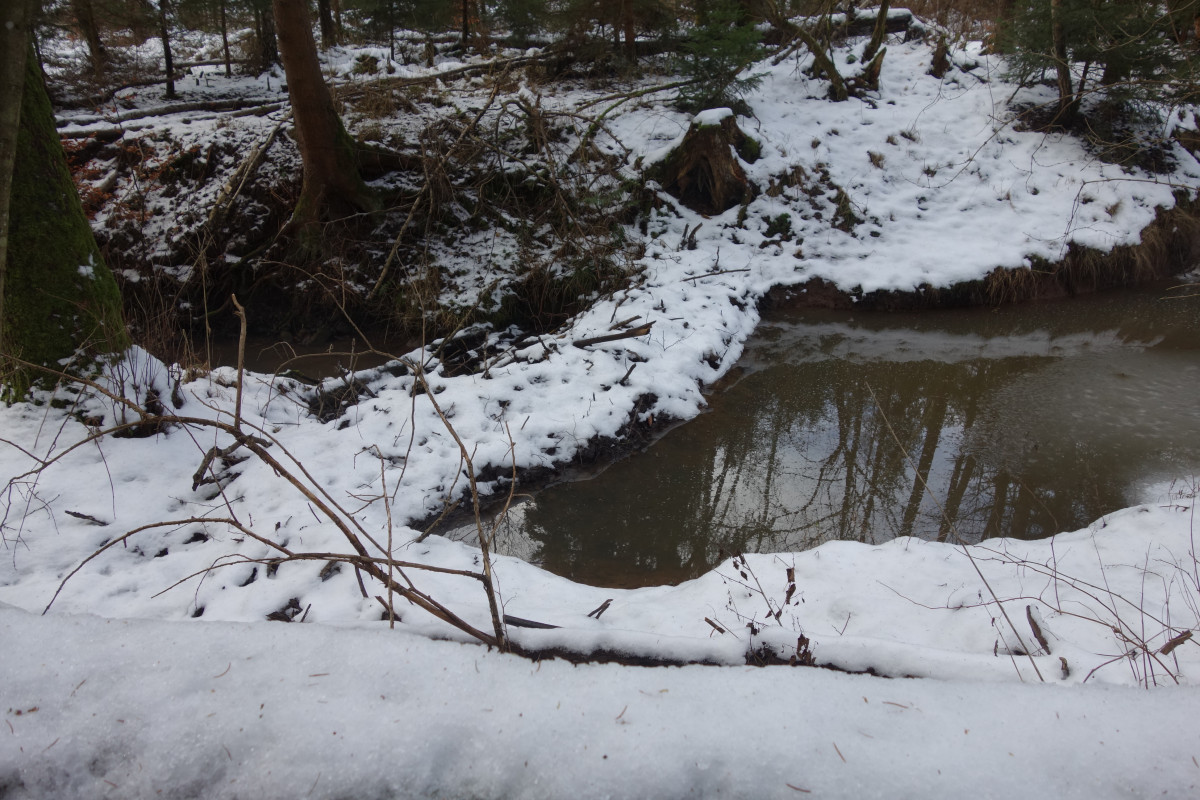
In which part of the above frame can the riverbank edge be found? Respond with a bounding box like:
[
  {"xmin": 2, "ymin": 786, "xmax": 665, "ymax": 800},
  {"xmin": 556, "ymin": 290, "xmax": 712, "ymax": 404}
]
[
  {"xmin": 762, "ymin": 192, "xmax": 1200, "ymax": 312},
  {"xmin": 419, "ymin": 195, "xmax": 1200, "ymax": 537}
]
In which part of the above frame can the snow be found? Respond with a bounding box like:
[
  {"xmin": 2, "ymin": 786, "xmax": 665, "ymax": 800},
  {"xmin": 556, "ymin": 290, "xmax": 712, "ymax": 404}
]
[
  {"xmin": 5, "ymin": 12, "xmax": 1200, "ymax": 797},
  {"xmin": 3, "ymin": 602, "xmax": 1198, "ymax": 799}
]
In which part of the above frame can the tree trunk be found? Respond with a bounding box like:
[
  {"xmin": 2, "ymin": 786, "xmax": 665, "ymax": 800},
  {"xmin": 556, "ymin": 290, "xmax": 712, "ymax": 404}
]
[
  {"xmin": 2, "ymin": 41, "xmax": 128, "ymax": 397},
  {"xmin": 862, "ymin": 0, "xmax": 890, "ymax": 63},
  {"xmin": 0, "ymin": 0, "xmax": 35, "ymax": 367},
  {"xmin": 272, "ymin": 0, "xmax": 376, "ymax": 235},
  {"xmin": 796, "ymin": 26, "xmax": 848, "ymax": 101},
  {"xmin": 317, "ymin": 0, "xmax": 336, "ymax": 49},
  {"xmin": 621, "ymin": 0, "xmax": 637, "ymax": 60},
  {"xmin": 254, "ymin": 7, "xmax": 279, "ymax": 74},
  {"xmin": 71, "ymin": 0, "xmax": 107, "ymax": 79},
  {"xmin": 158, "ymin": 0, "xmax": 177, "ymax": 99},
  {"xmin": 461, "ymin": 0, "xmax": 471, "ymax": 46},
  {"xmin": 1050, "ymin": 0, "xmax": 1078, "ymax": 123},
  {"xmin": 219, "ymin": 0, "xmax": 232, "ymax": 77}
]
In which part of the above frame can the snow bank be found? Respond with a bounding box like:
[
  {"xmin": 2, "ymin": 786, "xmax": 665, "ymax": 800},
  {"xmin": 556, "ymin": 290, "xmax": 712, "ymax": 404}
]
[{"xmin": 3, "ymin": 603, "xmax": 1198, "ymax": 800}]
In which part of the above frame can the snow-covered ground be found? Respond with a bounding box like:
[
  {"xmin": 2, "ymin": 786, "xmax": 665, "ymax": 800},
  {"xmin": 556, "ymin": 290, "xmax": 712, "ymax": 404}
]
[
  {"xmin": 4, "ymin": 13, "xmax": 1200, "ymax": 797},
  {"xmin": 3, "ymin": 596, "xmax": 1198, "ymax": 799}
]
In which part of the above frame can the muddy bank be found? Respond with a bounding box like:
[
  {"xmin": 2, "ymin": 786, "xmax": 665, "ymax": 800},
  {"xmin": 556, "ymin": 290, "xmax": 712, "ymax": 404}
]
[
  {"xmin": 416, "ymin": 392, "xmax": 682, "ymax": 535},
  {"xmin": 762, "ymin": 197, "xmax": 1200, "ymax": 313}
]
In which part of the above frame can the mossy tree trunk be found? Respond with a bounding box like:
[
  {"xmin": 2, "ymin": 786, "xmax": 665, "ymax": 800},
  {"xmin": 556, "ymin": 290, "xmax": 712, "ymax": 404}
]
[
  {"xmin": 0, "ymin": 0, "xmax": 35, "ymax": 356},
  {"xmin": 273, "ymin": 0, "xmax": 377, "ymax": 240},
  {"xmin": 862, "ymin": 0, "xmax": 890, "ymax": 63},
  {"xmin": 1, "ymin": 34, "xmax": 128, "ymax": 398}
]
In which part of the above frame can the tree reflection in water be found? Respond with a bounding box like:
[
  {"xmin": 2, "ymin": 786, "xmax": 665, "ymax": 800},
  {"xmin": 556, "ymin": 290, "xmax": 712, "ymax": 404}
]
[{"xmin": 456, "ymin": 286, "xmax": 1200, "ymax": 587}]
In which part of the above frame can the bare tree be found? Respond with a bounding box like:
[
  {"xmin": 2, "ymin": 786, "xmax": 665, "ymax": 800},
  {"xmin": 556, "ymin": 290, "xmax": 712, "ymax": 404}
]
[
  {"xmin": 157, "ymin": 0, "xmax": 177, "ymax": 99},
  {"xmin": 71, "ymin": 0, "xmax": 108, "ymax": 78},
  {"xmin": 272, "ymin": 0, "xmax": 377, "ymax": 236}
]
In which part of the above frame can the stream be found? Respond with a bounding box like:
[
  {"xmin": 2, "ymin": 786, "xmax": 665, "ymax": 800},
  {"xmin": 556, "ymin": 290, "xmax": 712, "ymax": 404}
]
[{"xmin": 448, "ymin": 281, "xmax": 1200, "ymax": 588}]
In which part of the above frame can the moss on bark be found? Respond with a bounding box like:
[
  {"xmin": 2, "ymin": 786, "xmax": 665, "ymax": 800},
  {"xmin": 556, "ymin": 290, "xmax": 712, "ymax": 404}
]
[
  {"xmin": 3, "ymin": 51, "xmax": 127, "ymax": 398},
  {"xmin": 649, "ymin": 113, "xmax": 759, "ymax": 216}
]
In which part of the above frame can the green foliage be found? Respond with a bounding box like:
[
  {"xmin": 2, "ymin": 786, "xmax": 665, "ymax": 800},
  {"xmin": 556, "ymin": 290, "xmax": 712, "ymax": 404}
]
[
  {"xmin": 676, "ymin": 0, "xmax": 765, "ymax": 113},
  {"xmin": 495, "ymin": 0, "xmax": 548, "ymax": 43},
  {"xmin": 343, "ymin": 0, "xmax": 456, "ymax": 41},
  {"xmin": 1000, "ymin": 0, "xmax": 1200, "ymax": 108},
  {"xmin": 764, "ymin": 212, "xmax": 793, "ymax": 239}
]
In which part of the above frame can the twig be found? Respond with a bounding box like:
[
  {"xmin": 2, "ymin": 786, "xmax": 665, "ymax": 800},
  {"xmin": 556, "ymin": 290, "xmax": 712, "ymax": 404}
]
[
  {"xmin": 231, "ymin": 295, "xmax": 248, "ymax": 434},
  {"xmin": 681, "ymin": 268, "xmax": 750, "ymax": 282},
  {"xmin": 409, "ymin": 360, "xmax": 508, "ymax": 649},
  {"xmin": 866, "ymin": 382, "xmax": 1044, "ymax": 682}
]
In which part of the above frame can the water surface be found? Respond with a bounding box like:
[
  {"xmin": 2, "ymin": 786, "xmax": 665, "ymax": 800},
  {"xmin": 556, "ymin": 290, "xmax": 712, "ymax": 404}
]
[{"xmin": 452, "ymin": 282, "xmax": 1200, "ymax": 587}]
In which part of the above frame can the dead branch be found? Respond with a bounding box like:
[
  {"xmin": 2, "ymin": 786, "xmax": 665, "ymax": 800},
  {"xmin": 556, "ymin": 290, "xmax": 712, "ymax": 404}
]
[
  {"xmin": 409, "ymin": 359, "xmax": 509, "ymax": 650},
  {"xmin": 572, "ymin": 323, "xmax": 653, "ymax": 349}
]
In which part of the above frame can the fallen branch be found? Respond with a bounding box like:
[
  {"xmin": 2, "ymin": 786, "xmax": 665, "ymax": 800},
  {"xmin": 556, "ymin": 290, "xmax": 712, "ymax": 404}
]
[{"xmin": 573, "ymin": 323, "xmax": 653, "ymax": 349}]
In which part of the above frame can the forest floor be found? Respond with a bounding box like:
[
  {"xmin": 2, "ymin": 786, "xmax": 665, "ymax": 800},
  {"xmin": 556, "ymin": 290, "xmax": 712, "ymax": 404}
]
[{"xmin": 3, "ymin": 13, "xmax": 1200, "ymax": 798}]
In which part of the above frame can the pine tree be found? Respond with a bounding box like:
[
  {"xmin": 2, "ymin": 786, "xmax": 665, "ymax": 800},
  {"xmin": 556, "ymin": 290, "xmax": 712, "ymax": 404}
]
[
  {"xmin": 676, "ymin": 0, "xmax": 764, "ymax": 113},
  {"xmin": 496, "ymin": 0, "xmax": 547, "ymax": 45},
  {"xmin": 1001, "ymin": 0, "xmax": 1200, "ymax": 124}
]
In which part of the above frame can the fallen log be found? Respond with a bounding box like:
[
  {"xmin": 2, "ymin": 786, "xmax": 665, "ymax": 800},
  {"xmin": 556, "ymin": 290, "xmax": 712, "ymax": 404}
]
[{"xmin": 57, "ymin": 97, "xmax": 284, "ymax": 129}]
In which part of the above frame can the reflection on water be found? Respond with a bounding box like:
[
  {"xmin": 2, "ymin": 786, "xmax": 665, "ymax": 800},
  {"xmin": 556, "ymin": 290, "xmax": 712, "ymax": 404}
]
[{"xmin": 453, "ymin": 283, "xmax": 1200, "ymax": 588}]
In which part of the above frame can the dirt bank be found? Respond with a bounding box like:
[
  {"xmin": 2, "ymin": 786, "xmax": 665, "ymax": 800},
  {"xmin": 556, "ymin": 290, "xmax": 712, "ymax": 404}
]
[{"xmin": 762, "ymin": 197, "xmax": 1200, "ymax": 313}]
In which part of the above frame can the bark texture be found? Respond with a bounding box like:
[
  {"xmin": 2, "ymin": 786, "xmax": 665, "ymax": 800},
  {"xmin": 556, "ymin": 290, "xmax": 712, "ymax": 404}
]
[
  {"xmin": 651, "ymin": 112, "xmax": 759, "ymax": 215},
  {"xmin": 219, "ymin": 0, "xmax": 232, "ymax": 77},
  {"xmin": 3, "ymin": 49, "xmax": 128, "ymax": 397},
  {"xmin": 317, "ymin": 0, "xmax": 336, "ymax": 48},
  {"xmin": 253, "ymin": 8, "xmax": 279, "ymax": 74},
  {"xmin": 1050, "ymin": 0, "xmax": 1078, "ymax": 122},
  {"xmin": 0, "ymin": 0, "xmax": 35, "ymax": 362},
  {"xmin": 71, "ymin": 0, "xmax": 107, "ymax": 78},
  {"xmin": 273, "ymin": 0, "xmax": 376, "ymax": 234},
  {"xmin": 158, "ymin": 0, "xmax": 177, "ymax": 99}
]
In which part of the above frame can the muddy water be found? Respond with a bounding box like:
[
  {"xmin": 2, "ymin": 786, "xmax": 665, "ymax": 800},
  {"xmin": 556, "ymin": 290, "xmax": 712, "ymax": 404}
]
[{"xmin": 459, "ymin": 282, "xmax": 1200, "ymax": 588}]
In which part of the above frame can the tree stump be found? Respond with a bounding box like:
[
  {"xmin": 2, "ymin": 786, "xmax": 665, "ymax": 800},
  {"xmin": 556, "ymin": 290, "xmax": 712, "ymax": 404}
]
[{"xmin": 651, "ymin": 109, "xmax": 759, "ymax": 216}]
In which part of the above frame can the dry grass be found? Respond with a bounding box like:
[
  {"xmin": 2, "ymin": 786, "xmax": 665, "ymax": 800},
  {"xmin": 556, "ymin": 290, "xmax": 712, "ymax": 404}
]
[{"xmin": 984, "ymin": 198, "xmax": 1200, "ymax": 304}]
